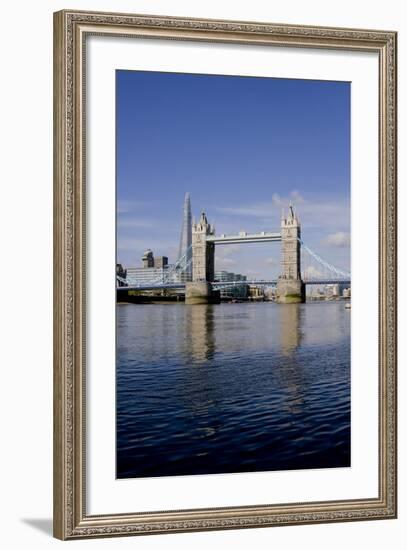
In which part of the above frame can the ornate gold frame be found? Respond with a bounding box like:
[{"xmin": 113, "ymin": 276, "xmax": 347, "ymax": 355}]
[{"xmin": 53, "ymin": 9, "xmax": 397, "ymax": 540}]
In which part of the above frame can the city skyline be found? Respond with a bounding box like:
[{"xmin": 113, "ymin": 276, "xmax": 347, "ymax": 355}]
[{"xmin": 117, "ymin": 70, "xmax": 350, "ymax": 279}]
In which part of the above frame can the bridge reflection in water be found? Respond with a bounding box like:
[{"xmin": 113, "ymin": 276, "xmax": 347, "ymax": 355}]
[
  {"xmin": 116, "ymin": 301, "xmax": 350, "ymax": 479},
  {"xmin": 184, "ymin": 302, "xmax": 303, "ymax": 362},
  {"xmin": 185, "ymin": 304, "xmax": 216, "ymax": 364}
]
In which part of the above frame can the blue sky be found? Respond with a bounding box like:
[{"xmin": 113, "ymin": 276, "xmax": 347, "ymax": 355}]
[{"xmin": 117, "ymin": 70, "xmax": 350, "ymax": 279}]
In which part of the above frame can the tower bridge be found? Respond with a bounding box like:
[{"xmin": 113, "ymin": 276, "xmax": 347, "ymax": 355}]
[
  {"xmin": 117, "ymin": 199, "xmax": 351, "ymax": 304},
  {"xmin": 188, "ymin": 205, "xmax": 305, "ymax": 304}
]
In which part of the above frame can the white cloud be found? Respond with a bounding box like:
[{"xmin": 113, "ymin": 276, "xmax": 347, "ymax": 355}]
[
  {"xmin": 117, "ymin": 200, "xmax": 152, "ymax": 214},
  {"xmin": 272, "ymin": 193, "xmax": 283, "ymax": 206},
  {"xmin": 117, "ymin": 218, "xmax": 154, "ymax": 229},
  {"xmin": 212, "ymin": 190, "xmax": 350, "ymax": 236},
  {"xmin": 270, "ymin": 190, "xmax": 304, "ymax": 206},
  {"xmin": 264, "ymin": 257, "xmax": 276, "ymax": 265},
  {"xmin": 216, "ymin": 244, "xmax": 239, "ymax": 256},
  {"xmin": 322, "ymin": 232, "xmax": 351, "ymax": 247},
  {"xmin": 213, "ymin": 204, "xmax": 271, "ymax": 218},
  {"xmin": 216, "ymin": 257, "xmax": 237, "ymax": 269},
  {"xmin": 117, "ymin": 237, "xmax": 177, "ymax": 254},
  {"xmin": 215, "ymin": 245, "xmax": 239, "ymax": 269},
  {"xmin": 290, "ymin": 190, "xmax": 305, "ymax": 204},
  {"xmin": 303, "ymin": 265, "xmax": 323, "ymax": 278}
]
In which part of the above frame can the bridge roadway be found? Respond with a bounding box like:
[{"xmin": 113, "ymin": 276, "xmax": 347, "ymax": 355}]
[
  {"xmin": 117, "ymin": 279, "xmax": 351, "ymax": 292},
  {"xmin": 206, "ymin": 231, "xmax": 281, "ymax": 245}
]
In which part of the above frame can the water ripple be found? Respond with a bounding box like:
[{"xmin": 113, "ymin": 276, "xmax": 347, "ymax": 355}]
[{"xmin": 117, "ymin": 302, "xmax": 350, "ymax": 478}]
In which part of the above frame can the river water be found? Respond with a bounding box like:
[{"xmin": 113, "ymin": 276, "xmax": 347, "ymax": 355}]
[{"xmin": 116, "ymin": 301, "xmax": 350, "ymax": 478}]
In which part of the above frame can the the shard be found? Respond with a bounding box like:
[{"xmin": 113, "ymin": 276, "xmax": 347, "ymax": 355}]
[{"xmin": 177, "ymin": 192, "xmax": 192, "ymax": 281}]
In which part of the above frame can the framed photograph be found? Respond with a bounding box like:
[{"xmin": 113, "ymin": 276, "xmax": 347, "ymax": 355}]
[{"xmin": 53, "ymin": 9, "xmax": 397, "ymax": 540}]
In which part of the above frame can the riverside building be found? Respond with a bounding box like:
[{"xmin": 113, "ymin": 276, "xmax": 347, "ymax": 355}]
[
  {"xmin": 214, "ymin": 270, "xmax": 248, "ymax": 299},
  {"xmin": 126, "ymin": 249, "xmax": 173, "ymax": 285}
]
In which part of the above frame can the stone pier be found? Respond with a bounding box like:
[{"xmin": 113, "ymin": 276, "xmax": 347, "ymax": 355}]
[
  {"xmin": 185, "ymin": 282, "xmax": 220, "ymax": 305},
  {"xmin": 275, "ymin": 278, "xmax": 305, "ymax": 304}
]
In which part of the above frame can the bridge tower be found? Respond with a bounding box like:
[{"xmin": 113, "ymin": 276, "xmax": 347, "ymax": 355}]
[
  {"xmin": 185, "ymin": 211, "xmax": 219, "ymax": 304},
  {"xmin": 276, "ymin": 204, "xmax": 305, "ymax": 303},
  {"xmin": 192, "ymin": 211, "xmax": 215, "ymax": 282}
]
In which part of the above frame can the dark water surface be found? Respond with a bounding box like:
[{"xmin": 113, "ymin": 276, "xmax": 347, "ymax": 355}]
[{"xmin": 116, "ymin": 301, "xmax": 350, "ymax": 478}]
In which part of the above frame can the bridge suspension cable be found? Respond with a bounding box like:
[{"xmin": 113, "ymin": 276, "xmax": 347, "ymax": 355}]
[
  {"xmin": 299, "ymin": 238, "xmax": 351, "ymax": 280},
  {"xmin": 119, "ymin": 245, "xmax": 193, "ymax": 287}
]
